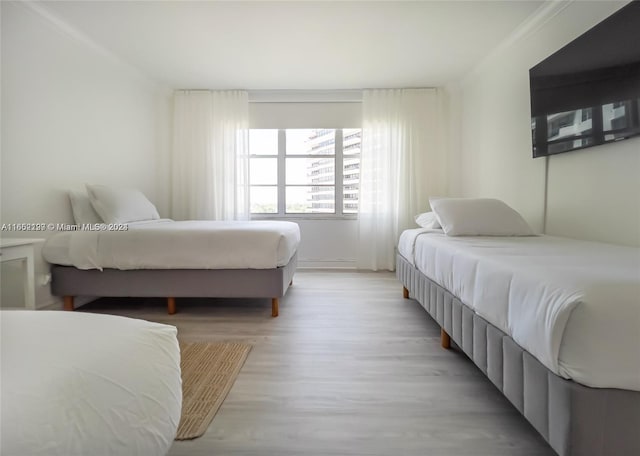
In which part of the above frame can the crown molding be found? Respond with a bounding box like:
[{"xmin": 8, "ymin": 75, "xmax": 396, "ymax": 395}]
[
  {"xmin": 18, "ymin": 0, "xmax": 162, "ymax": 87},
  {"xmin": 495, "ymin": 0, "xmax": 576, "ymax": 54},
  {"xmin": 461, "ymin": 0, "xmax": 575, "ymax": 85}
]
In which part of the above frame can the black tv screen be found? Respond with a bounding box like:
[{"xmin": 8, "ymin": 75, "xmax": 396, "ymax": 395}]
[{"xmin": 529, "ymin": 1, "xmax": 640, "ymax": 158}]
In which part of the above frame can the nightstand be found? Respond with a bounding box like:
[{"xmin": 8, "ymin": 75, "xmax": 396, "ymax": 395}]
[{"xmin": 0, "ymin": 238, "xmax": 44, "ymax": 309}]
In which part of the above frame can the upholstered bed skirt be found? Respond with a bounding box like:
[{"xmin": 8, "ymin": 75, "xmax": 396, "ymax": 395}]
[
  {"xmin": 50, "ymin": 253, "xmax": 297, "ymax": 317},
  {"xmin": 51, "ymin": 253, "xmax": 296, "ymax": 298},
  {"xmin": 396, "ymin": 253, "xmax": 640, "ymax": 456}
]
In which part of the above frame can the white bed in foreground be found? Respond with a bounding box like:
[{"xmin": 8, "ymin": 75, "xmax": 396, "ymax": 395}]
[{"xmin": 0, "ymin": 311, "xmax": 182, "ymax": 456}]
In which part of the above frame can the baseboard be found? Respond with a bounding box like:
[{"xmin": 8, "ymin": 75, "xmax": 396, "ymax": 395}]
[
  {"xmin": 39, "ymin": 298, "xmax": 62, "ymax": 310},
  {"xmin": 39, "ymin": 296, "xmax": 95, "ymax": 310},
  {"xmin": 297, "ymin": 260, "xmax": 356, "ymax": 269}
]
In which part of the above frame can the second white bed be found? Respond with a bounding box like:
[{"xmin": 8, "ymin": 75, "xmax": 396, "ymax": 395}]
[
  {"xmin": 43, "ymin": 219, "xmax": 301, "ymax": 270},
  {"xmin": 398, "ymin": 230, "xmax": 640, "ymax": 391}
]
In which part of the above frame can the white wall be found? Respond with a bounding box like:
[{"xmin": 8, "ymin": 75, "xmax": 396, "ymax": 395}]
[
  {"xmin": 546, "ymin": 139, "xmax": 640, "ymax": 246},
  {"xmin": 250, "ymin": 101, "xmax": 361, "ymax": 129},
  {"xmin": 451, "ymin": 1, "xmax": 638, "ymax": 244},
  {"xmin": 0, "ymin": 2, "xmax": 172, "ymax": 308},
  {"xmin": 294, "ymin": 220, "xmax": 358, "ymax": 268}
]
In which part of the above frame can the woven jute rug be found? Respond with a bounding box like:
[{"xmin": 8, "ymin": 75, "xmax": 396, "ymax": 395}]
[{"xmin": 175, "ymin": 342, "xmax": 252, "ymax": 440}]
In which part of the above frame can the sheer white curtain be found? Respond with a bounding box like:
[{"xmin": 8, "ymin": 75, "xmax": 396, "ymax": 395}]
[
  {"xmin": 171, "ymin": 90, "xmax": 249, "ymax": 220},
  {"xmin": 357, "ymin": 88, "xmax": 447, "ymax": 270}
]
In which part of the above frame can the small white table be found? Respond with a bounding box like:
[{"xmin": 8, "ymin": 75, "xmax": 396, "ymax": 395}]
[{"xmin": 0, "ymin": 238, "xmax": 44, "ymax": 309}]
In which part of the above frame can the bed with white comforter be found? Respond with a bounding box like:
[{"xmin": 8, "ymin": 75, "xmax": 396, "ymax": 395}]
[
  {"xmin": 398, "ymin": 229, "xmax": 640, "ymax": 391},
  {"xmin": 43, "ymin": 219, "xmax": 300, "ymax": 270},
  {"xmin": 42, "ymin": 219, "xmax": 300, "ymax": 316},
  {"xmin": 0, "ymin": 310, "xmax": 182, "ymax": 456},
  {"xmin": 397, "ymin": 228, "xmax": 640, "ymax": 456}
]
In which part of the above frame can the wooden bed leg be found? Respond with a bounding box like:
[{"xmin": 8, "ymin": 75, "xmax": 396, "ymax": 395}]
[
  {"xmin": 441, "ymin": 328, "xmax": 451, "ymax": 349},
  {"xmin": 402, "ymin": 286, "xmax": 409, "ymax": 299},
  {"xmin": 271, "ymin": 298, "xmax": 279, "ymax": 317},
  {"xmin": 167, "ymin": 297, "xmax": 176, "ymax": 315},
  {"xmin": 63, "ymin": 296, "xmax": 74, "ymax": 311}
]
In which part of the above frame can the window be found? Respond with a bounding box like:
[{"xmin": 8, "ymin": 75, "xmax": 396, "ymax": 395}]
[{"xmin": 249, "ymin": 128, "xmax": 361, "ymax": 217}]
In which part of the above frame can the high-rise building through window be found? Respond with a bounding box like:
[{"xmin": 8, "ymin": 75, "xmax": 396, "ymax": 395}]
[{"xmin": 249, "ymin": 128, "xmax": 361, "ymax": 216}]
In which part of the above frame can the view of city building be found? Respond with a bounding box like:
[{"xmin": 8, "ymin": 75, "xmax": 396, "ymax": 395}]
[
  {"xmin": 249, "ymin": 128, "xmax": 361, "ymax": 215},
  {"xmin": 297, "ymin": 128, "xmax": 362, "ymax": 214},
  {"xmin": 342, "ymin": 128, "xmax": 361, "ymax": 214},
  {"xmin": 304, "ymin": 129, "xmax": 335, "ymax": 214}
]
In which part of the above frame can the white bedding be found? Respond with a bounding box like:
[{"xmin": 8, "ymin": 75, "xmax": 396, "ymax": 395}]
[
  {"xmin": 396, "ymin": 228, "xmax": 443, "ymax": 265},
  {"xmin": 43, "ymin": 219, "xmax": 301, "ymax": 270},
  {"xmin": 0, "ymin": 310, "xmax": 182, "ymax": 456},
  {"xmin": 397, "ymin": 231, "xmax": 640, "ymax": 391}
]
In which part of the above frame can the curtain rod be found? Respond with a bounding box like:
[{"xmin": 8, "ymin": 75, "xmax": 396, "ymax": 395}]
[
  {"xmin": 177, "ymin": 88, "xmax": 436, "ymax": 103},
  {"xmin": 248, "ymin": 90, "xmax": 363, "ymax": 103}
]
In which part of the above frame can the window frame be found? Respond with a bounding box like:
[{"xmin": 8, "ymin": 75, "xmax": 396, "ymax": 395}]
[{"xmin": 249, "ymin": 129, "xmax": 359, "ymax": 220}]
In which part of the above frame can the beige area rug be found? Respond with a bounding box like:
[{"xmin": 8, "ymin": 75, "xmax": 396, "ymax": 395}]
[{"xmin": 176, "ymin": 342, "xmax": 252, "ymax": 440}]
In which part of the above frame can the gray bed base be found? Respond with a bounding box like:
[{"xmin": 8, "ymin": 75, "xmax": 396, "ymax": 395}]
[
  {"xmin": 50, "ymin": 253, "xmax": 297, "ymax": 317},
  {"xmin": 396, "ymin": 253, "xmax": 640, "ymax": 456}
]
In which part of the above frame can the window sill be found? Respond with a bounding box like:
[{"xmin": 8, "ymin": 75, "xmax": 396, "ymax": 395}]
[{"xmin": 250, "ymin": 214, "xmax": 357, "ymax": 221}]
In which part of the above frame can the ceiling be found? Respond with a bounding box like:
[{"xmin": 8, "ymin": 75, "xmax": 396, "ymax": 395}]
[{"xmin": 36, "ymin": 0, "xmax": 545, "ymax": 90}]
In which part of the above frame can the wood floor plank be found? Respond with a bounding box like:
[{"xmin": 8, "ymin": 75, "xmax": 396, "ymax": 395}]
[{"xmin": 79, "ymin": 270, "xmax": 554, "ymax": 456}]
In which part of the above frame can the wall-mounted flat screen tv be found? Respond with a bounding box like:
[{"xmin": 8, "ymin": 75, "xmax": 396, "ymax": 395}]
[{"xmin": 529, "ymin": 0, "xmax": 640, "ymax": 158}]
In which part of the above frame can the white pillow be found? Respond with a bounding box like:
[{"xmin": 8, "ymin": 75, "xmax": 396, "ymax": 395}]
[
  {"xmin": 68, "ymin": 191, "xmax": 103, "ymax": 225},
  {"xmin": 414, "ymin": 212, "xmax": 441, "ymax": 229},
  {"xmin": 429, "ymin": 197, "xmax": 535, "ymax": 236},
  {"xmin": 86, "ymin": 184, "xmax": 160, "ymax": 224}
]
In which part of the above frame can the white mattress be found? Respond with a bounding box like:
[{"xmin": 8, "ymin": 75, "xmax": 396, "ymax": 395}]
[
  {"xmin": 0, "ymin": 310, "xmax": 182, "ymax": 456},
  {"xmin": 43, "ymin": 219, "xmax": 301, "ymax": 270},
  {"xmin": 397, "ymin": 230, "xmax": 640, "ymax": 391}
]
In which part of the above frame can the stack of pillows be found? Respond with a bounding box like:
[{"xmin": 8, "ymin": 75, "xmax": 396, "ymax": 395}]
[
  {"xmin": 69, "ymin": 185, "xmax": 160, "ymax": 226},
  {"xmin": 415, "ymin": 197, "xmax": 535, "ymax": 237}
]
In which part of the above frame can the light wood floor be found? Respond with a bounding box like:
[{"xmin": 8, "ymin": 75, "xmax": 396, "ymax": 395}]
[{"xmin": 80, "ymin": 270, "xmax": 554, "ymax": 456}]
